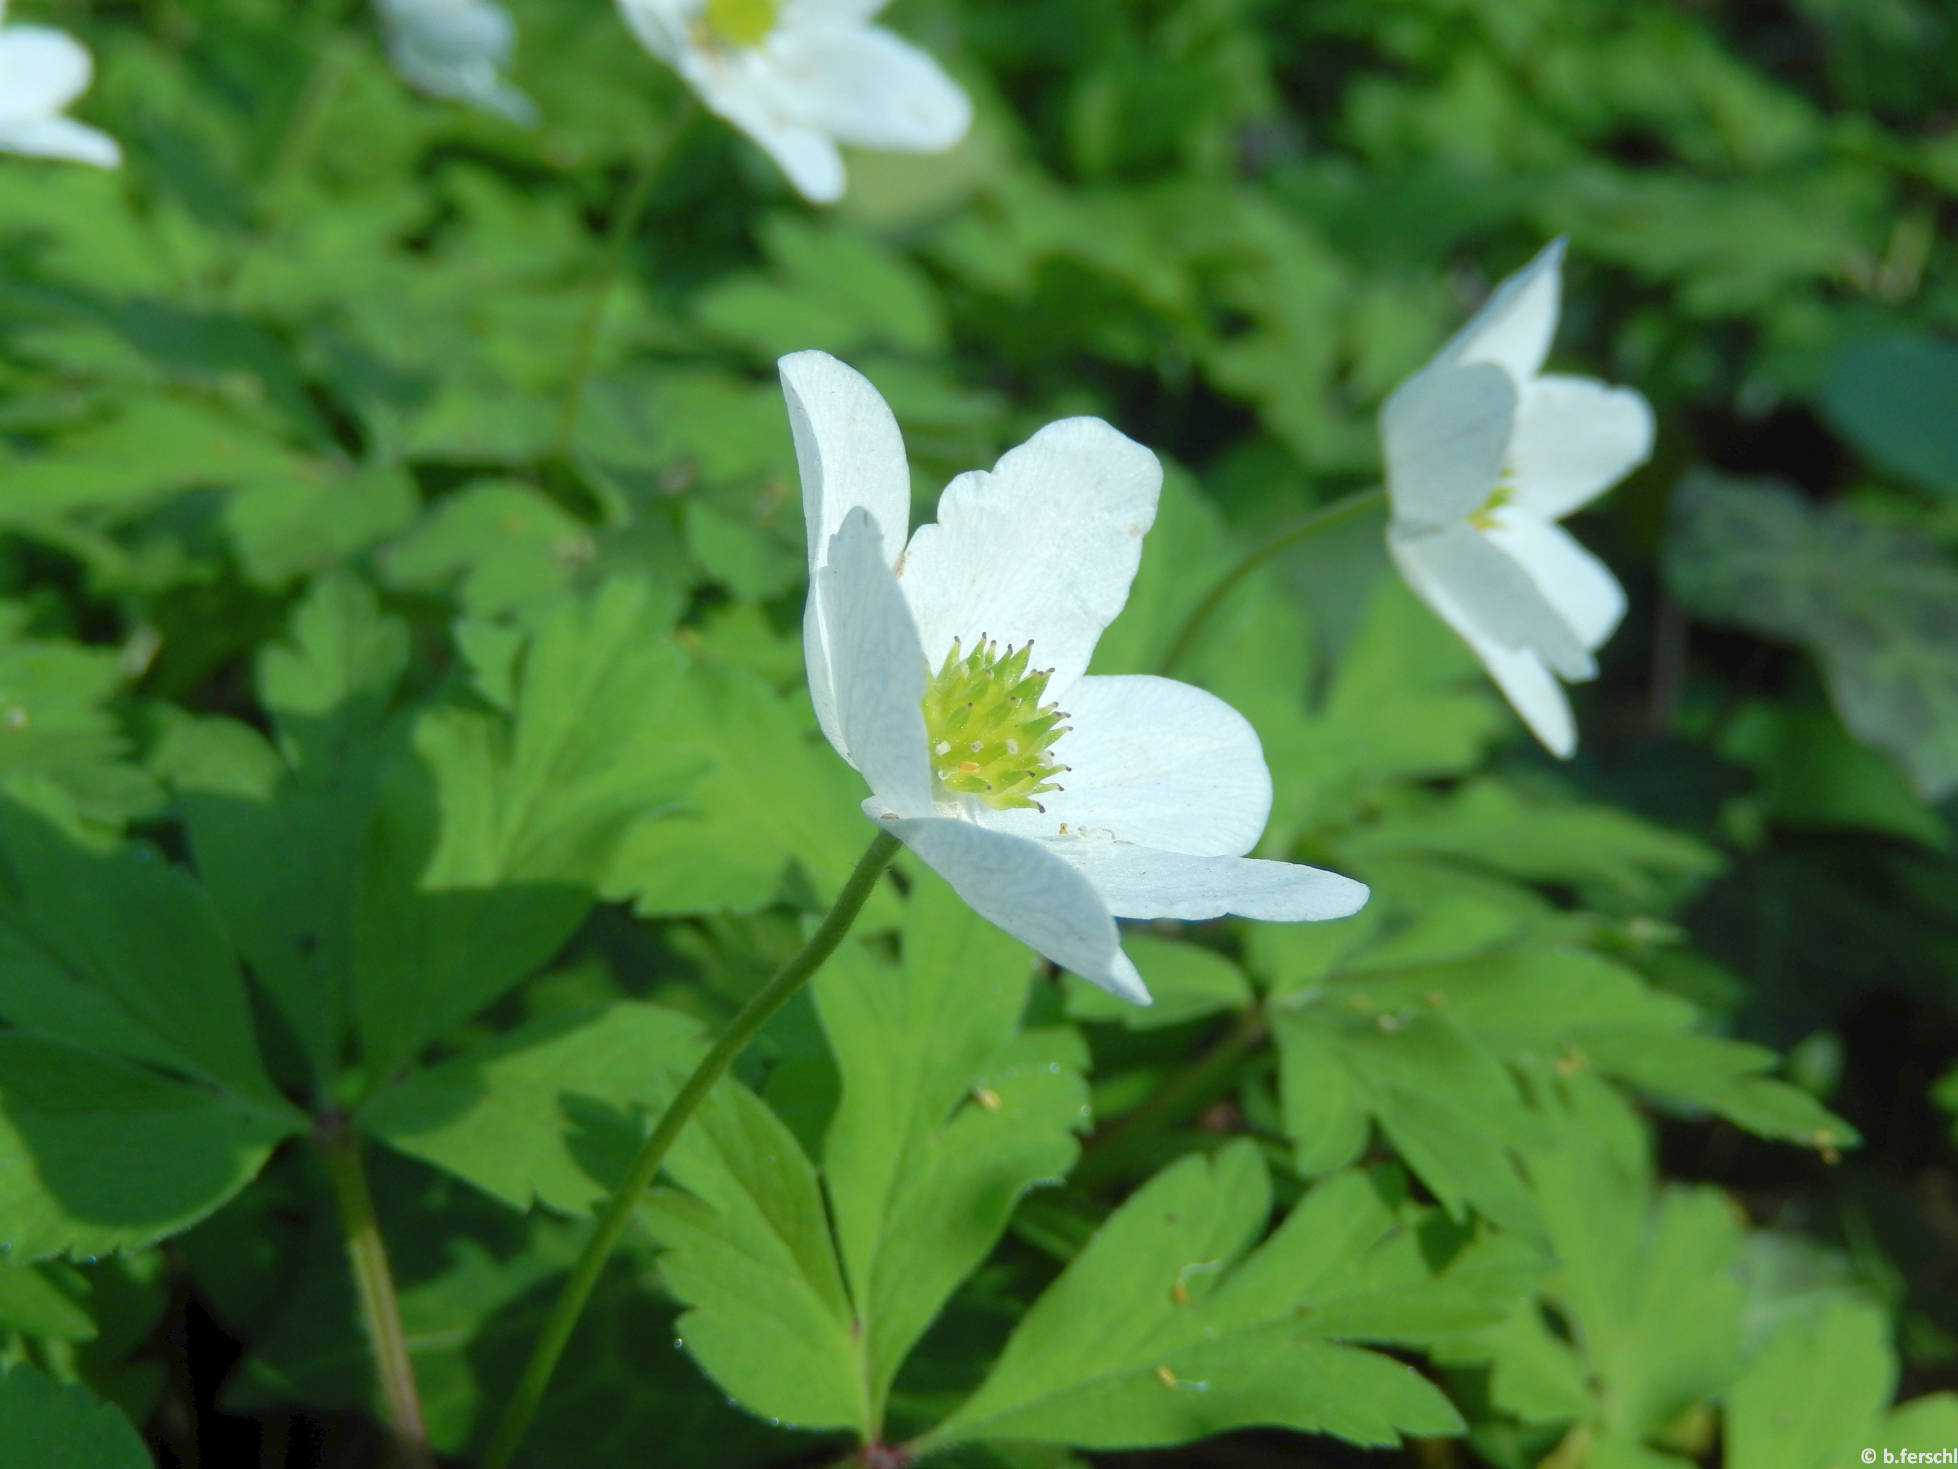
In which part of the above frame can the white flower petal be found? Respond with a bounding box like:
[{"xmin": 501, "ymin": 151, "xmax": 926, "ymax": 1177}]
[
  {"xmin": 0, "ymin": 114, "xmax": 120, "ymax": 168},
  {"xmin": 1047, "ymin": 839, "xmax": 1370, "ymax": 923},
  {"xmin": 818, "ymin": 508, "xmax": 933, "ymax": 814},
  {"xmin": 378, "ymin": 0, "xmax": 537, "ymax": 124},
  {"xmin": 786, "ymin": 349, "xmax": 915, "ymax": 750},
  {"xmin": 0, "ymin": 27, "xmax": 91, "ymax": 121},
  {"xmin": 1484, "ymin": 513, "xmax": 1626, "ymax": 652},
  {"xmin": 874, "ymin": 808, "xmax": 1150, "ymax": 1004},
  {"xmin": 1434, "ymin": 237, "xmax": 1565, "ymax": 384},
  {"xmin": 1380, "ymin": 362, "xmax": 1516, "ymax": 529},
  {"xmin": 782, "ymin": 350, "xmax": 913, "ymax": 574},
  {"xmin": 1389, "ymin": 522, "xmax": 1593, "ymax": 681},
  {"xmin": 1508, "ymin": 374, "xmax": 1655, "ymax": 521},
  {"xmin": 1471, "ymin": 639, "xmax": 1575, "ymax": 758},
  {"xmin": 978, "ymin": 674, "xmax": 1272, "ymax": 858},
  {"xmin": 719, "ymin": 95, "xmax": 847, "ymax": 201},
  {"xmin": 897, "ymin": 418, "xmax": 1161, "ymax": 700},
  {"xmin": 764, "ymin": 23, "xmax": 969, "ymax": 153}
]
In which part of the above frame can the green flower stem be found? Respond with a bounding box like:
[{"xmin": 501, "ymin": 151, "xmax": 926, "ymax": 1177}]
[
  {"xmin": 551, "ymin": 107, "xmax": 696, "ymax": 467},
  {"xmin": 316, "ymin": 1117, "xmax": 433, "ymax": 1469},
  {"xmin": 1156, "ymin": 485, "xmax": 1387, "ymax": 675},
  {"xmin": 483, "ymin": 827, "xmax": 904, "ymax": 1469}
]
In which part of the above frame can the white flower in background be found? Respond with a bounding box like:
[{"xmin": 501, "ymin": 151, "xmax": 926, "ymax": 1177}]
[
  {"xmin": 785, "ymin": 350, "xmax": 1369, "ymax": 1004},
  {"xmin": 375, "ymin": 0, "xmax": 537, "ymax": 125},
  {"xmin": 0, "ymin": 1, "xmax": 121, "ymax": 169},
  {"xmin": 615, "ymin": 0, "xmax": 970, "ymax": 204},
  {"xmin": 1381, "ymin": 238, "xmax": 1655, "ymax": 757}
]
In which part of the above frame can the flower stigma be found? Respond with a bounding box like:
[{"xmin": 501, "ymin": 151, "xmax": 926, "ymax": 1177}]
[
  {"xmin": 921, "ymin": 637, "xmax": 1070, "ymax": 812},
  {"xmin": 701, "ymin": 0, "xmax": 777, "ymax": 46}
]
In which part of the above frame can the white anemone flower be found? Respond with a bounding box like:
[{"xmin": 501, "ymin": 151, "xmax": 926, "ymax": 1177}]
[
  {"xmin": 0, "ymin": 1, "xmax": 121, "ymax": 169},
  {"xmin": 785, "ymin": 350, "xmax": 1370, "ymax": 1005},
  {"xmin": 615, "ymin": 0, "xmax": 970, "ymax": 204},
  {"xmin": 1381, "ymin": 239, "xmax": 1655, "ymax": 757},
  {"xmin": 375, "ymin": 0, "xmax": 538, "ymax": 126}
]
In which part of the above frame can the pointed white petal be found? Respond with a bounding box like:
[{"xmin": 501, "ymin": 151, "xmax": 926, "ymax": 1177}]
[
  {"xmin": 1474, "ymin": 639, "xmax": 1576, "ymax": 757},
  {"xmin": 1484, "ymin": 513, "xmax": 1626, "ymax": 651},
  {"xmin": 1388, "ymin": 522, "xmax": 1593, "ymax": 680},
  {"xmin": 786, "ymin": 350, "xmax": 913, "ymax": 751},
  {"xmin": 1507, "ymin": 374, "xmax": 1655, "ymax": 520},
  {"xmin": 1380, "ymin": 362, "xmax": 1516, "ymax": 529},
  {"xmin": 781, "ymin": 350, "xmax": 912, "ymax": 574},
  {"xmin": 875, "ymin": 809, "xmax": 1150, "ymax": 1004},
  {"xmin": 0, "ymin": 115, "xmax": 120, "ymax": 168},
  {"xmin": 897, "ymin": 418, "xmax": 1161, "ymax": 700},
  {"xmin": 1434, "ymin": 237, "xmax": 1565, "ymax": 383},
  {"xmin": 819, "ymin": 509, "xmax": 933, "ymax": 813},
  {"xmin": 0, "ymin": 28, "xmax": 92, "ymax": 121},
  {"xmin": 727, "ymin": 104, "xmax": 847, "ymax": 201},
  {"xmin": 1046, "ymin": 839, "xmax": 1369, "ymax": 923},
  {"xmin": 1389, "ymin": 532, "xmax": 1579, "ymax": 757},
  {"xmin": 764, "ymin": 24, "xmax": 969, "ymax": 153},
  {"xmin": 979, "ymin": 675, "xmax": 1272, "ymax": 858}
]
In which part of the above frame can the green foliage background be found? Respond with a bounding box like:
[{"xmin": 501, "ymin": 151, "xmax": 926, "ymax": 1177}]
[{"xmin": 2, "ymin": 0, "xmax": 1957, "ymax": 1464}]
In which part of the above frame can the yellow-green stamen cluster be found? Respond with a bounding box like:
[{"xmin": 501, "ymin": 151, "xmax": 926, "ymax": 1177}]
[
  {"xmin": 1467, "ymin": 476, "xmax": 1515, "ymax": 532},
  {"xmin": 702, "ymin": 0, "xmax": 777, "ymax": 46},
  {"xmin": 921, "ymin": 637, "xmax": 1069, "ymax": 811}
]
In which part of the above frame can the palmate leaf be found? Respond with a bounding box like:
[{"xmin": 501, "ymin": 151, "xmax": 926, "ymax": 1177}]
[
  {"xmin": 1818, "ymin": 332, "xmax": 1958, "ymax": 499},
  {"xmin": 1436, "ymin": 1074, "xmax": 1744, "ymax": 1454},
  {"xmin": 816, "ymin": 867, "xmax": 1090, "ymax": 1430},
  {"xmin": 0, "ymin": 1365, "xmax": 148, "ymax": 1469},
  {"xmin": 641, "ymin": 1074, "xmax": 863, "ymax": 1430},
  {"xmin": 0, "ymin": 1034, "xmax": 298, "ymax": 1261},
  {"xmin": 360, "ymin": 1002, "xmax": 706, "ymax": 1214},
  {"xmin": 1666, "ymin": 471, "xmax": 1958, "ymax": 800},
  {"xmin": 161, "ymin": 573, "xmax": 413, "ymax": 1078},
  {"xmin": 915, "ymin": 1145, "xmax": 1502, "ymax": 1458},
  {"xmin": 355, "ymin": 578, "xmax": 710, "ymax": 1077}
]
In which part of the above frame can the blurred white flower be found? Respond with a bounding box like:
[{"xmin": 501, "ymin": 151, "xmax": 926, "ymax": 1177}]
[
  {"xmin": 615, "ymin": 0, "xmax": 969, "ymax": 203},
  {"xmin": 375, "ymin": 0, "xmax": 537, "ymax": 125},
  {"xmin": 0, "ymin": 1, "xmax": 121, "ymax": 169},
  {"xmin": 785, "ymin": 350, "xmax": 1369, "ymax": 1004},
  {"xmin": 1381, "ymin": 239, "xmax": 1655, "ymax": 757}
]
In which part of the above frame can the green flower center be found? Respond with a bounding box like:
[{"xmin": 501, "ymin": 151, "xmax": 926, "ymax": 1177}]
[
  {"xmin": 703, "ymin": 0, "xmax": 778, "ymax": 46},
  {"xmin": 1466, "ymin": 478, "xmax": 1515, "ymax": 532},
  {"xmin": 921, "ymin": 637, "xmax": 1070, "ymax": 812}
]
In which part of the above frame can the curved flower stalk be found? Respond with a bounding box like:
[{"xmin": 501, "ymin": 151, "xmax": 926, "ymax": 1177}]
[
  {"xmin": 614, "ymin": 0, "xmax": 969, "ymax": 203},
  {"xmin": 375, "ymin": 0, "xmax": 537, "ymax": 125},
  {"xmin": 1381, "ymin": 239, "xmax": 1655, "ymax": 757},
  {"xmin": 787, "ymin": 350, "xmax": 1369, "ymax": 1004},
  {"xmin": 0, "ymin": 1, "xmax": 120, "ymax": 168}
]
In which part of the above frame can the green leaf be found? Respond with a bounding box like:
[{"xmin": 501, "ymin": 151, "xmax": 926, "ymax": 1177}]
[
  {"xmin": 604, "ymin": 659, "xmax": 898, "ymax": 925},
  {"xmin": 1725, "ymin": 1296, "xmax": 1893, "ymax": 1469},
  {"xmin": 0, "ymin": 1261, "xmax": 95, "ymax": 1339},
  {"xmin": 0, "ymin": 1365, "xmax": 148, "ymax": 1469},
  {"xmin": 0, "ymin": 800, "xmax": 280, "ymax": 1103},
  {"xmin": 355, "ymin": 579, "xmax": 709, "ymax": 1074},
  {"xmin": 0, "ymin": 609, "xmax": 159, "ymax": 829},
  {"xmin": 0, "ymin": 1033, "xmax": 297, "ymax": 1260},
  {"xmin": 159, "ymin": 575, "xmax": 414, "ymax": 1076},
  {"xmin": 1343, "ymin": 779, "xmax": 1722, "ymax": 911},
  {"xmin": 642, "ymin": 1077, "xmax": 862, "ymax": 1431},
  {"xmin": 816, "ymin": 868, "xmax": 1089, "ymax": 1428},
  {"xmin": 1063, "ymin": 934, "xmax": 1252, "ymax": 1029},
  {"xmin": 224, "ymin": 463, "xmax": 419, "ymax": 588},
  {"xmin": 921, "ymin": 1146, "xmax": 1468, "ymax": 1454},
  {"xmin": 361, "ymin": 1002, "xmax": 706, "ymax": 1214},
  {"xmin": 380, "ymin": 480, "xmax": 599, "ymax": 621},
  {"xmin": 1818, "ymin": 332, "xmax": 1958, "ymax": 498},
  {"xmin": 1719, "ymin": 702, "xmax": 1947, "ymax": 848},
  {"xmin": 1666, "ymin": 471, "xmax": 1958, "ymax": 801}
]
